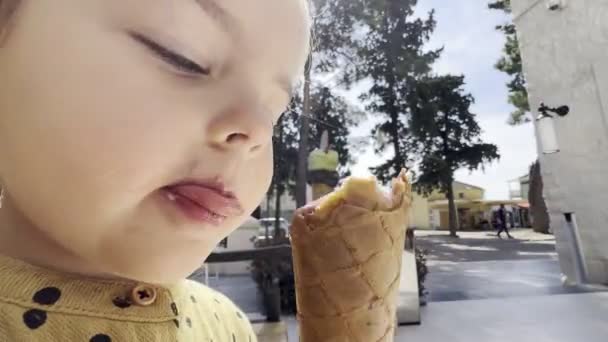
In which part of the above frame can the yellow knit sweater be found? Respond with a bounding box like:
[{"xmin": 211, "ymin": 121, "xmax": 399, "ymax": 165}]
[{"xmin": 0, "ymin": 254, "xmax": 257, "ymax": 341}]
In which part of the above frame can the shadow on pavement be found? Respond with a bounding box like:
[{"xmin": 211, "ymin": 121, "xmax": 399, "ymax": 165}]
[{"xmin": 416, "ymin": 232, "xmax": 557, "ymax": 263}]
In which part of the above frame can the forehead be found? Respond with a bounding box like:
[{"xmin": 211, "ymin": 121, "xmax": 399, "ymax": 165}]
[
  {"xmin": 219, "ymin": 0, "xmax": 310, "ymax": 79},
  {"xmin": 98, "ymin": 0, "xmax": 309, "ymax": 82}
]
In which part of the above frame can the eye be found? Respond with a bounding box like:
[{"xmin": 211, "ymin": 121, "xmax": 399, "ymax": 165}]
[{"xmin": 130, "ymin": 32, "xmax": 210, "ymax": 76}]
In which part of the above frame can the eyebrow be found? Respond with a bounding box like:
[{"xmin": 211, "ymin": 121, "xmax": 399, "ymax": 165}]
[
  {"xmin": 194, "ymin": 0, "xmax": 294, "ymax": 99},
  {"xmin": 194, "ymin": 0, "xmax": 235, "ymax": 34}
]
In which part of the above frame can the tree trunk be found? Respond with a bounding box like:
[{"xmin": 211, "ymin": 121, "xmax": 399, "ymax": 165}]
[
  {"xmin": 264, "ymin": 195, "xmax": 271, "ymax": 240},
  {"xmin": 274, "ymin": 184, "xmax": 282, "ymax": 239},
  {"xmin": 266, "ymin": 195, "xmax": 271, "ymax": 218},
  {"xmin": 529, "ymin": 160, "xmax": 550, "ymax": 234},
  {"xmin": 446, "ymin": 179, "xmax": 459, "ymax": 237},
  {"xmin": 383, "ymin": 4, "xmax": 405, "ymax": 174},
  {"xmin": 296, "ymin": 55, "xmax": 312, "ymax": 208}
]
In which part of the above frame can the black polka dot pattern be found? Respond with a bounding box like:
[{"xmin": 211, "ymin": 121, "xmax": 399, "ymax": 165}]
[
  {"xmin": 112, "ymin": 297, "xmax": 132, "ymax": 309},
  {"xmin": 23, "ymin": 309, "xmax": 47, "ymax": 330},
  {"xmin": 33, "ymin": 287, "xmax": 61, "ymax": 305},
  {"xmin": 22, "ymin": 287, "xmax": 63, "ymax": 330},
  {"xmin": 16, "ymin": 284, "xmax": 249, "ymax": 339},
  {"xmin": 90, "ymin": 333, "xmax": 112, "ymax": 342}
]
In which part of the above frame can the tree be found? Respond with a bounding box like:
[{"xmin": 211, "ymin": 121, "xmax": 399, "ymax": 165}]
[
  {"xmin": 270, "ymin": 104, "xmax": 299, "ymax": 236},
  {"xmin": 488, "ymin": 0, "xmax": 530, "ymax": 125},
  {"xmin": 410, "ymin": 75, "xmax": 500, "ymax": 237},
  {"xmin": 308, "ymin": 86, "xmax": 362, "ymax": 175},
  {"xmin": 528, "ymin": 161, "xmax": 550, "ymax": 234},
  {"xmin": 295, "ymin": 0, "xmax": 364, "ymax": 207},
  {"xmin": 268, "ymin": 86, "xmax": 358, "ymax": 229},
  {"xmin": 354, "ymin": 0, "xmax": 442, "ymax": 183}
]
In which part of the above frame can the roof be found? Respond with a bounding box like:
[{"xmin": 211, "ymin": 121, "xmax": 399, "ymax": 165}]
[
  {"xmin": 477, "ymin": 200, "xmax": 529, "ymax": 206},
  {"xmin": 429, "ymin": 199, "xmax": 529, "ymax": 209},
  {"xmin": 509, "ymin": 174, "xmax": 530, "ymax": 184},
  {"xmin": 412, "ymin": 180, "xmax": 484, "ymax": 191},
  {"xmin": 453, "ymin": 181, "xmax": 485, "ymax": 191}
]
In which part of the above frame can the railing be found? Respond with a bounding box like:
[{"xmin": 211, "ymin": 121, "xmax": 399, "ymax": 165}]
[
  {"xmin": 205, "ymin": 245, "xmax": 292, "ymax": 323},
  {"xmin": 206, "ymin": 245, "xmax": 292, "ymax": 263}
]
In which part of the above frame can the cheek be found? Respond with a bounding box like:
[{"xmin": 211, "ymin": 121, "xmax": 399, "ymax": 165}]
[
  {"xmin": 238, "ymin": 144, "xmax": 274, "ymax": 212},
  {"xmin": 0, "ymin": 20, "xmax": 199, "ymax": 235}
]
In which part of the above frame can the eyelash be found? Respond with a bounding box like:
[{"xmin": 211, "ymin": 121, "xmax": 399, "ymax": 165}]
[{"xmin": 130, "ymin": 32, "xmax": 210, "ymax": 77}]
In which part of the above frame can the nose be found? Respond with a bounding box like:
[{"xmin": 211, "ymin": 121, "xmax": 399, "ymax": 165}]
[{"xmin": 206, "ymin": 106, "xmax": 272, "ymax": 156}]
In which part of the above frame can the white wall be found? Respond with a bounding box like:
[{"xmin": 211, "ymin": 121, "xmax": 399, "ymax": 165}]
[
  {"xmin": 513, "ymin": 0, "xmax": 608, "ymax": 284},
  {"xmin": 260, "ymin": 185, "xmax": 313, "ymax": 220},
  {"xmin": 209, "ymin": 218, "xmax": 259, "ymax": 275},
  {"xmin": 430, "ymin": 210, "xmax": 440, "ymax": 230}
]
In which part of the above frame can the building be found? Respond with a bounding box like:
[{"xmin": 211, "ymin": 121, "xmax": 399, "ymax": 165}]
[
  {"xmin": 508, "ymin": 174, "xmax": 530, "ymax": 200},
  {"xmin": 207, "ymin": 217, "xmax": 261, "ymax": 275},
  {"xmin": 260, "ymin": 185, "xmax": 313, "ymax": 221},
  {"xmin": 513, "ymin": 0, "xmax": 608, "ymax": 285},
  {"xmin": 410, "ymin": 181, "xmax": 530, "ymax": 230}
]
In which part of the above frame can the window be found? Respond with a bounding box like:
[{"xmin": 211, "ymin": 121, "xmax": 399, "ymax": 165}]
[{"xmin": 459, "ymin": 193, "xmax": 465, "ymax": 199}]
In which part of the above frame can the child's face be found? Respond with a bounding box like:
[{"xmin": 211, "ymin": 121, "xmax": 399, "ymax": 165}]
[{"xmin": 0, "ymin": 0, "xmax": 309, "ymax": 282}]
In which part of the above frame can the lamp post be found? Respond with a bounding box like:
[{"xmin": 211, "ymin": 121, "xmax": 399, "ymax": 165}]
[{"xmin": 537, "ymin": 103, "xmax": 570, "ymax": 154}]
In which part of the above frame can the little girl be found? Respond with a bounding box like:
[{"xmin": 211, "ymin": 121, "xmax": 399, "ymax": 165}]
[{"xmin": 0, "ymin": 0, "xmax": 310, "ymax": 340}]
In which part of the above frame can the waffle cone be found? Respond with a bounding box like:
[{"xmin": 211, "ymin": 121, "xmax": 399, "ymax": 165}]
[{"xmin": 290, "ymin": 170, "xmax": 412, "ymax": 342}]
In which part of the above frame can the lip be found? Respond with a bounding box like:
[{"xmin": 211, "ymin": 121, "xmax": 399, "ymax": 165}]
[{"xmin": 162, "ymin": 180, "xmax": 244, "ymax": 225}]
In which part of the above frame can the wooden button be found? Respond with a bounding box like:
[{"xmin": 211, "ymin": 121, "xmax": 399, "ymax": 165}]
[{"xmin": 131, "ymin": 285, "xmax": 157, "ymax": 306}]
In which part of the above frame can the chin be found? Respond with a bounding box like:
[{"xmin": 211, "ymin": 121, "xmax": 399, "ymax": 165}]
[
  {"xmin": 101, "ymin": 249, "xmax": 213, "ymax": 285},
  {"xmin": 112, "ymin": 265, "xmax": 194, "ymax": 285}
]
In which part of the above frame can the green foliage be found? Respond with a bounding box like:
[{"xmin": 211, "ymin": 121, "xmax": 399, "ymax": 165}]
[
  {"xmin": 309, "ymin": 87, "xmax": 363, "ymax": 174},
  {"xmin": 311, "ymin": 0, "xmax": 364, "ymax": 77},
  {"xmin": 529, "ymin": 160, "xmax": 550, "ymax": 234},
  {"xmin": 270, "ymin": 101, "xmax": 300, "ymax": 202},
  {"xmin": 270, "ymin": 86, "xmax": 359, "ymax": 204},
  {"xmin": 415, "ymin": 248, "xmax": 429, "ymax": 300},
  {"xmin": 410, "ymin": 75, "xmax": 500, "ymax": 195},
  {"xmin": 351, "ymin": 0, "xmax": 442, "ymax": 183},
  {"xmin": 270, "ymin": 0, "xmax": 365, "ymax": 207},
  {"xmin": 488, "ymin": 0, "xmax": 531, "ymax": 124},
  {"xmin": 250, "ymin": 237, "xmax": 296, "ymax": 314}
]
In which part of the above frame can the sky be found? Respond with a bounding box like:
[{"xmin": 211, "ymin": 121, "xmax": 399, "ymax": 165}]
[{"xmin": 343, "ymin": 0, "xmax": 538, "ymax": 200}]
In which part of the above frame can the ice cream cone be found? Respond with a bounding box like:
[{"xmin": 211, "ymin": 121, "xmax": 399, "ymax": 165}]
[{"xmin": 290, "ymin": 169, "xmax": 412, "ymax": 342}]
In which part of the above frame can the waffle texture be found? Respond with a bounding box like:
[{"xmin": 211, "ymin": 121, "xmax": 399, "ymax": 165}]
[{"xmin": 290, "ymin": 170, "xmax": 412, "ymax": 342}]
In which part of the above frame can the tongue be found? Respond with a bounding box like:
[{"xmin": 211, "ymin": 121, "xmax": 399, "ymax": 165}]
[{"xmin": 167, "ymin": 185, "xmax": 244, "ymax": 217}]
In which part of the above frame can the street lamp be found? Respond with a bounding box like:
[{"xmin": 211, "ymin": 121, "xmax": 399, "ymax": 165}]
[{"xmin": 536, "ymin": 103, "xmax": 570, "ymax": 154}]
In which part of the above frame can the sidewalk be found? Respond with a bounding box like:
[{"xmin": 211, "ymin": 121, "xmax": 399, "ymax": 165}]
[
  {"xmin": 415, "ymin": 228, "xmax": 556, "ymax": 241},
  {"xmin": 284, "ymin": 292, "xmax": 608, "ymax": 341},
  {"xmin": 425, "ymin": 258, "xmax": 600, "ymax": 302},
  {"xmin": 397, "ymin": 292, "xmax": 608, "ymax": 341},
  {"xmin": 205, "ymin": 229, "xmax": 608, "ymax": 341},
  {"xmin": 415, "ymin": 229, "xmax": 557, "ymax": 265}
]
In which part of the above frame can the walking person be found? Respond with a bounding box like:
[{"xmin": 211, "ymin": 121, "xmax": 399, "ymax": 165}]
[{"xmin": 496, "ymin": 204, "xmax": 514, "ymax": 239}]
